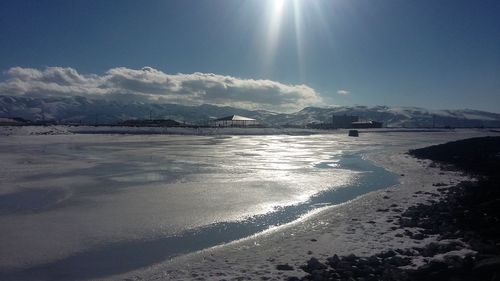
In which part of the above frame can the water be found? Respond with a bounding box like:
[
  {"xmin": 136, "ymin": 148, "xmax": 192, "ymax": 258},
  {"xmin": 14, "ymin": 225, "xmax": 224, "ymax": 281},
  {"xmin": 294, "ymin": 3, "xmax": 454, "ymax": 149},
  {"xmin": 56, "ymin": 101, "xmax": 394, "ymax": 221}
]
[{"xmin": 0, "ymin": 134, "xmax": 399, "ymax": 280}]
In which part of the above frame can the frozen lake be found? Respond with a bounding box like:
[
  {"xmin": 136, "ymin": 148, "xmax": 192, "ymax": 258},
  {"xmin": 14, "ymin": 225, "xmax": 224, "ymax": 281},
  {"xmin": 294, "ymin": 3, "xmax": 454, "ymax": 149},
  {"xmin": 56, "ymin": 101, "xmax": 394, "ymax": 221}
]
[{"xmin": 0, "ymin": 130, "xmax": 489, "ymax": 280}]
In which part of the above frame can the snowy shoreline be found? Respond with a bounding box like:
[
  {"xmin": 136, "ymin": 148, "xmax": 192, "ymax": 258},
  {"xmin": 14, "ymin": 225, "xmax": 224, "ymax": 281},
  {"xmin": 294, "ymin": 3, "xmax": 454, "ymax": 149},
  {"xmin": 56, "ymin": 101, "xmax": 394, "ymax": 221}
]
[
  {"xmin": 113, "ymin": 145, "xmax": 471, "ymax": 281},
  {"xmin": 0, "ymin": 125, "xmax": 461, "ymax": 137},
  {"xmin": 1, "ymin": 128, "xmax": 498, "ymax": 281}
]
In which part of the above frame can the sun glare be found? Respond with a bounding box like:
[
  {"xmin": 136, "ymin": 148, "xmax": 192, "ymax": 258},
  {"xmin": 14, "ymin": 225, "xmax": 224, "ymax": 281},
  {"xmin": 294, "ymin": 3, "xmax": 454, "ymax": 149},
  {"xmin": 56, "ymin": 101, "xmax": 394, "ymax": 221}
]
[
  {"xmin": 254, "ymin": 0, "xmax": 336, "ymax": 77},
  {"xmin": 262, "ymin": 0, "xmax": 287, "ymax": 74},
  {"xmin": 273, "ymin": 0, "xmax": 285, "ymax": 12}
]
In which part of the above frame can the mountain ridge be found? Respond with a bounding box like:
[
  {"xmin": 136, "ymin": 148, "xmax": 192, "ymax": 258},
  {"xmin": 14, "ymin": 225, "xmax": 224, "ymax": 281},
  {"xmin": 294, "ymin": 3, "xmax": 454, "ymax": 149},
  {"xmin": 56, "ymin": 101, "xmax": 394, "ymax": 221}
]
[{"xmin": 1, "ymin": 95, "xmax": 500, "ymax": 128}]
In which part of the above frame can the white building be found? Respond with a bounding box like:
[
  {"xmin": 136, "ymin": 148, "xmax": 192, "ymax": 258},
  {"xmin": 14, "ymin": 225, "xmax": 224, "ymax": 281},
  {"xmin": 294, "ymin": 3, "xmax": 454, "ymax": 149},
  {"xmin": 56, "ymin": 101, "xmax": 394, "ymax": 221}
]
[{"xmin": 213, "ymin": 115, "xmax": 258, "ymax": 127}]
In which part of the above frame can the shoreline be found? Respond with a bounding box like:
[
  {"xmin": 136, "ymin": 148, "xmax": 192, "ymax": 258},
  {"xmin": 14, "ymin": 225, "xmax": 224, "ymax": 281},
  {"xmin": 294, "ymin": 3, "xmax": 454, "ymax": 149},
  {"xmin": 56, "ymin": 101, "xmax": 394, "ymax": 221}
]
[
  {"xmin": 1, "ymin": 130, "xmax": 498, "ymax": 280},
  {"xmin": 296, "ymin": 136, "xmax": 500, "ymax": 280},
  {"xmin": 115, "ymin": 146, "xmax": 469, "ymax": 280},
  {"xmin": 0, "ymin": 124, "xmax": 479, "ymax": 137}
]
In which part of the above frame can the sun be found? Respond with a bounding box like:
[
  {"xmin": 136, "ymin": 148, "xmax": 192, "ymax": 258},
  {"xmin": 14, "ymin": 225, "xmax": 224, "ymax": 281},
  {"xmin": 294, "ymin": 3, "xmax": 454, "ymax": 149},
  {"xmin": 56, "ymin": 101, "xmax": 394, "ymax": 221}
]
[
  {"xmin": 259, "ymin": 0, "xmax": 334, "ymax": 79},
  {"xmin": 273, "ymin": 0, "xmax": 285, "ymax": 12}
]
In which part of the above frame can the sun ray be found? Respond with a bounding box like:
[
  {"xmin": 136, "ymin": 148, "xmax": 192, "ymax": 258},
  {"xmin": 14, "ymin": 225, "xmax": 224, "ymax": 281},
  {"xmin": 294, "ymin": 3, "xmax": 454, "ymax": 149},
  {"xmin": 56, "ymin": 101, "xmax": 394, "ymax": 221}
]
[
  {"xmin": 293, "ymin": 0, "xmax": 305, "ymax": 81},
  {"xmin": 262, "ymin": 0, "xmax": 286, "ymax": 75},
  {"xmin": 260, "ymin": 0, "xmax": 339, "ymax": 78}
]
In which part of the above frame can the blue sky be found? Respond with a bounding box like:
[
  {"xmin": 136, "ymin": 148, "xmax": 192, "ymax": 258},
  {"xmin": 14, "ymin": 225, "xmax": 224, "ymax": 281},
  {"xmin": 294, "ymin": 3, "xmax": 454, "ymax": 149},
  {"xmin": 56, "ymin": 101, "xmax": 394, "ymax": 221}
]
[{"xmin": 0, "ymin": 0, "xmax": 499, "ymax": 112}]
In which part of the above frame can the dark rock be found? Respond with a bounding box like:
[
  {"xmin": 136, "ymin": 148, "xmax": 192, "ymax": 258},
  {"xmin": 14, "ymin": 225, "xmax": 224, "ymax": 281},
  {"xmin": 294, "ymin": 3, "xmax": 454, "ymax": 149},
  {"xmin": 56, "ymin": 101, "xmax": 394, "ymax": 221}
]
[
  {"xmin": 377, "ymin": 250, "xmax": 397, "ymax": 259},
  {"xmin": 276, "ymin": 264, "xmax": 294, "ymax": 271},
  {"xmin": 382, "ymin": 267, "xmax": 410, "ymax": 281},
  {"xmin": 301, "ymin": 257, "xmax": 326, "ymax": 273},
  {"xmin": 421, "ymin": 243, "xmax": 439, "ymax": 257},
  {"xmin": 386, "ymin": 256, "xmax": 411, "ymax": 267},
  {"xmin": 418, "ymin": 260, "xmax": 448, "ymax": 273},
  {"xmin": 473, "ymin": 256, "xmax": 500, "ymax": 272},
  {"xmin": 442, "ymin": 255, "xmax": 466, "ymax": 269},
  {"xmin": 469, "ymin": 239, "xmax": 498, "ymax": 254},
  {"xmin": 395, "ymin": 248, "xmax": 416, "ymax": 256},
  {"xmin": 326, "ymin": 255, "xmax": 340, "ymax": 267},
  {"xmin": 310, "ymin": 269, "xmax": 328, "ymax": 281},
  {"xmin": 366, "ymin": 256, "xmax": 380, "ymax": 266},
  {"xmin": 410, "ymin": 233, "xmax": 426, "ymax": 240},
  {"xmin": 343, "ymin": 254, "xmax": 358, "ymax": 262}
]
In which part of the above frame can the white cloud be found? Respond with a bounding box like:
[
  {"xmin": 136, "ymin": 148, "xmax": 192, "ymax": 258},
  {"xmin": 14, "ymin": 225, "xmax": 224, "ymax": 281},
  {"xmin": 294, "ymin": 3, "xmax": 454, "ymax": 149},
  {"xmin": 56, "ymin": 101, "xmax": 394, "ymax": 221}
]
[
  {"xmin": 0, "ymin": 66, "xmax": 322, "ymax": 112},
  {"xmin": 337, "ymin": 90, "xmax": 350, "ymax": 95}
]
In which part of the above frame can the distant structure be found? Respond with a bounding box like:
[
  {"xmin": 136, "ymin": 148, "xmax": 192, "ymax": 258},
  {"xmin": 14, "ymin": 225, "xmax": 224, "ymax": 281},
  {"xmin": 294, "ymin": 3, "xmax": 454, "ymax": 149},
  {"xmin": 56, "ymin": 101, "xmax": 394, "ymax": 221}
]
[
  {"xmin": 351, "ymin": 120, "xmax": 383, "ymax": 129},
  {"xmin": 332, "ymin": 115, "xmax": 360, "ymax": 128},
  {"xmin": 348, "ymin": 129, "xmax": 359, "ymax": 137},
  {"xmin": 331, "ymin": 114, "xmax": 383, "ymax": 129},
  {"xmin": 214, "ymin": 115, "xmax": 258, "ymax": 127},
  {"xmin": 0, "ymin": 117, "xmax": 29, "ymax": 126},
  {"xmin": 119, "ymin": 119, "xmax": 181, "ymax": 127}
]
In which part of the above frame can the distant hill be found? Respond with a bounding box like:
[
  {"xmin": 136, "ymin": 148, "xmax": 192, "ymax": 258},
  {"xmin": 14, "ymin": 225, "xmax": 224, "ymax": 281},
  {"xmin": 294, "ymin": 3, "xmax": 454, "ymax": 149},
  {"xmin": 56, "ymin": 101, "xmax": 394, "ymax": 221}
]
[
  {"xmin": 0, "ymin": 95, "xmax": 274, "ymax": 125},
  {"xmin": 1, "ymin": 95, "xmax": 500, "ymax": 128},
  {"xmin": 266, "ymin": 106, "xmax": 500, "ymax": 128}
]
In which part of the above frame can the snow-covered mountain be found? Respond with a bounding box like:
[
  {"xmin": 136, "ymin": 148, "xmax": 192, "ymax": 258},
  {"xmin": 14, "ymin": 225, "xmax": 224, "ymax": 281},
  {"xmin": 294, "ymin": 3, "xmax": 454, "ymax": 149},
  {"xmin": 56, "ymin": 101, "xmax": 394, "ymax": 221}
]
[
  {"xmin": 0, "ymin": 95, "xmax": 275, "ymax": 125},
  {"xmin": 265, "ymin": 106, "xmax": 500, "ymax": 128},
  {"xmin": 1, "ymin": 95, "xmax": 500, "ymax": 128}
]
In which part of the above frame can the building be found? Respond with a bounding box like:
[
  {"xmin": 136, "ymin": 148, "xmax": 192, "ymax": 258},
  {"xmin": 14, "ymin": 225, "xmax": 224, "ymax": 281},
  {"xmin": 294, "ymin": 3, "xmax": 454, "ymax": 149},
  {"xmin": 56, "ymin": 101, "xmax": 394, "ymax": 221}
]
[
  {"xmin": 331, "ymin": 114, "xmax": 383, "ymax": 129},
  {"xmin": 119, "ymin": 119, "xmax": 181, "ymax": 127},
  {"xmin": 0, "ymin": 117, "xmax": 29, "ymax": 126},
  {"xmin": 214, "ymin": 115, "xmax": 258, "ymax": 127},
  {"xmin": 331, "ymin": 115, "xmax": 360, "ymax": 128},
  {"xmin": 351, "ymin": 120, "xmax": 383, "ymax": 129}
]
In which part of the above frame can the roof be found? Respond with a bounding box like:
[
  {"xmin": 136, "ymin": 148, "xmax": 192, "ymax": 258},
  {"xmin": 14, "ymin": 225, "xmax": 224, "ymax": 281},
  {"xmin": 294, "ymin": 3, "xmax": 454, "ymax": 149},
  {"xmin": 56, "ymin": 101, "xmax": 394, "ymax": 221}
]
[
  {"xmin": 351, "ymin": 121, "xmax": 374, "ymax": 124},
  {"xmin": 351, "ymin": 120, "xmax": 382, "ymax": 124},
  {"xmin": 216, "ymin": 115, "xmax": 256, "ymax": 121}
]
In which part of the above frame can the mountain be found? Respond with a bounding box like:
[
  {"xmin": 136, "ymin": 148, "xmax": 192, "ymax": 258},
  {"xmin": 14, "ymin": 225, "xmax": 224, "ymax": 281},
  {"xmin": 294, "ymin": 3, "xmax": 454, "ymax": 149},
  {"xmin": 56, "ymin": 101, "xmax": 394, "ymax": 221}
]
[
  {"xmin": 0, "ymin": 95, "xmax": 276, "ymax": 125},
  {"xmin": 1, "ymin": 95, "xmax": 500, "ymax": 128},
  {"xmin": 265, "ymin": 106, "xmax": 500, "ymax": 128}
]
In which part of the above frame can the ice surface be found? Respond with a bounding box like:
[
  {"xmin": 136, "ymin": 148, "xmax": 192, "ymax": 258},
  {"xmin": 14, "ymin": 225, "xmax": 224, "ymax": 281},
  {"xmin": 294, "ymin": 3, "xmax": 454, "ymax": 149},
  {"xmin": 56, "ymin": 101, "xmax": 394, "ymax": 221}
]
[
  {"xmin": 0, "ymin": 135, "xmax": 352, "ymax": 270},
  {"xmin": 0, "ymin": 129, "xmax": 495, "ymax": 280}
]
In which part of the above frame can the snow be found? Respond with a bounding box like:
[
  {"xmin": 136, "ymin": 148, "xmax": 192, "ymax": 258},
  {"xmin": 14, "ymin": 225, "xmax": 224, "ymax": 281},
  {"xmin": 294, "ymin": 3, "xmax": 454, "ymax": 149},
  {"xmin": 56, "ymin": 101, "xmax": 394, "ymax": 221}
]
[
  {"xmin": 113, "ymin": 130, "xmax": 499, "ymax": 281},
  {"xmin": 0, "ymin": 125, "xmax": 71, "ymax": 136},
  {"xmin": 462, "ymin": 113, "xmax": 496, "ymax": 121},
  {"xmin": 0, "ymin": 128, "xmax": 499, "ymax": 281},
  {"xmin": 0, "ymin": 125, "xmax": 337, "ymax": 136}
]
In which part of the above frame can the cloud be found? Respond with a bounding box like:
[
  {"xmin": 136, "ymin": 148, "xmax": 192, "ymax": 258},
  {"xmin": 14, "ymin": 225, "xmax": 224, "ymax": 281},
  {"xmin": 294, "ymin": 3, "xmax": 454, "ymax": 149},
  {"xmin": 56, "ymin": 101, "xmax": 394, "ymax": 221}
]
[
  {"xmin": 337, "ymin": 90, "xmax": 350, "ymax": 95},
  {"xmin": 0, "ymin": 66, "xmax": 322, "ymax": 112}
]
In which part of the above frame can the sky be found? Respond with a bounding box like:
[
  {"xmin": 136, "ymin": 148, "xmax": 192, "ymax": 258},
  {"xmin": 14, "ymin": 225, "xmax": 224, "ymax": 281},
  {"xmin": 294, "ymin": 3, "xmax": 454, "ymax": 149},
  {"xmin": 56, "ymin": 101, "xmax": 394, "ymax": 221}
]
[{"xmin": 0, "ymin": 0, "xmax": 499, "ymax": 113}]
